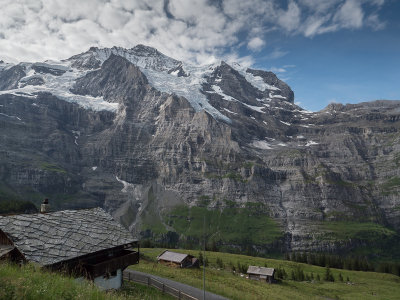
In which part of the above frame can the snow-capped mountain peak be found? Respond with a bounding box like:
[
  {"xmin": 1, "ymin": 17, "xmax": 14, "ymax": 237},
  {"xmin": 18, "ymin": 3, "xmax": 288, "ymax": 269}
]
[
  {"xmin": 0, "ymin": 45, "xmax": 294, "ymax": 122},
  {"xmin": 69, "ymin": 45, "xmax": 181, "ymax": 72}
]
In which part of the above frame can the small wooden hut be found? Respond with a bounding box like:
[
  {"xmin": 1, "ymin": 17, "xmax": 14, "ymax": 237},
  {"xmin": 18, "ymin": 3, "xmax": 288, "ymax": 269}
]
[
  {"xmin": 247, "ymin": 266, "xmax": 275, "ymax": 283},
  {"xmin": 157, "ymin": 250, "xmax": 199, "ymax": 268}
]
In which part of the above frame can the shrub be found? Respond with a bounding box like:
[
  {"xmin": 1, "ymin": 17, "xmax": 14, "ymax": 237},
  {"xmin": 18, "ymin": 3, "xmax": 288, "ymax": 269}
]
[{"xmin": 216, "ymin": 257, "xmax": 224, "ymax": 269}]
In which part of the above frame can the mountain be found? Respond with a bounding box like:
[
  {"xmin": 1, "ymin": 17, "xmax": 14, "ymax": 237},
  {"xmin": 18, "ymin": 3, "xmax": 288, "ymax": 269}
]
[{"xmin": 0, "ymin": 45, "xmax": 399, "ymax": 256}]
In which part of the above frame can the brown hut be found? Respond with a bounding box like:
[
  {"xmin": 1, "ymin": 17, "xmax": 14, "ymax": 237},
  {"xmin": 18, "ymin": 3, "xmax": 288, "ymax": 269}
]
[
  {"xmin": 247, "ymin": 266, "xmax": 275, "ymax": 283},
  {"xmin": 157, "ymin": 250, "xmax": 199, "ymax": 268}
]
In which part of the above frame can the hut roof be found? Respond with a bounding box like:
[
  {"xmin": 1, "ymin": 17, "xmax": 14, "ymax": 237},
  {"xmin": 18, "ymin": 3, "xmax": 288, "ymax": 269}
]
[
  {"xmin": 0, "ymin": 208, "xmax": 137, "ymax": 266},
  {"xmin": 157, "ymin": 250, "xmax": 190, "ymax": 263},
  {"xmin": 247, "ymin": 266, "xmax": 275, "ymax": 276}
]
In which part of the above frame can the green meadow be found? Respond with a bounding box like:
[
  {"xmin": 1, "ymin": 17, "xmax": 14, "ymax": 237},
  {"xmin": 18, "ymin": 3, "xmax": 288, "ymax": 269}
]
[{"xmin": 131, "ymin": 248, "xmax": 400, "ymax": 300}]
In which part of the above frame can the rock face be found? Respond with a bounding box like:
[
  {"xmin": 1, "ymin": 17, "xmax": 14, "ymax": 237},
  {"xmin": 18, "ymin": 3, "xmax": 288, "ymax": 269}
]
[
  {"xmin": 0, "ymin": 46, "xmax": 399, "ymax": 255},
  {"xmin": 0, "ymin": 65, "xmax": 25, "ymax": 90}
]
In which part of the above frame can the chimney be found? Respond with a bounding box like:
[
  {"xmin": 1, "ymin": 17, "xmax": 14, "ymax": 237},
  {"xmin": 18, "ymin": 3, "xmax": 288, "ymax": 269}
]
[{"xmin": 40, "ymin": 198, "xmax": 50, "ymax": 213}]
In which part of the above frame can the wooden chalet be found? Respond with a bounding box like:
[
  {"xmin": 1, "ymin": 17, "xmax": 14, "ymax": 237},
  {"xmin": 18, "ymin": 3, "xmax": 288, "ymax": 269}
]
[
  {"xmin": 247, "ymin": 266, "xmax": 275, "ymax": 283},
  {"xmin": 0, "ymin": 207, "xmax": 139, "ymax": 290},
  {"xmin": 157, "ymin": 250, "xmax": 199, "ymax": 268}
]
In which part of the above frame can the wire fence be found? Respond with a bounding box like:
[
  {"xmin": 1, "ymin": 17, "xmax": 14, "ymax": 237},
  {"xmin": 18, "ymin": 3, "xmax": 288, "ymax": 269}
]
[{"xmin": 123, "ymin": 270, "xmax": 198, "ymax": 300}]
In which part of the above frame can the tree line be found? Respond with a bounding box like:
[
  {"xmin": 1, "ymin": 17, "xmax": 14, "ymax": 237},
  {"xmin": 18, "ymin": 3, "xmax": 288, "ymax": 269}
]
[{"xmin": 285, "ymin": 252, "xmax": 400, "ymax": 276}]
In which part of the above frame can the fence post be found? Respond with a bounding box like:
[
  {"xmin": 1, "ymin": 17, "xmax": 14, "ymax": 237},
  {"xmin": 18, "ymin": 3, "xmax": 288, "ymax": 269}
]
[
  {"xmin": 162, "ymin": 283, "xmax": 165, "ymax": 293},
  {"xmin": 178, "ymin": 290, "xmax": 181, "ymax": 299},
  {"xmin": 147, "ymin": 276, "xmax": 150, "ymax": 286},
  {"xmin": 128, "ymin": 271, "xmax": 131, "ymax": 281}
]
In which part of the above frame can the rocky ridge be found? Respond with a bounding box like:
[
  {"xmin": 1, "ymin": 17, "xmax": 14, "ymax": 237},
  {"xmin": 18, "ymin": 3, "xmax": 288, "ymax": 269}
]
[{"xmin": 0, "ymin": 45, "xmax": 399, "ymax": 255}]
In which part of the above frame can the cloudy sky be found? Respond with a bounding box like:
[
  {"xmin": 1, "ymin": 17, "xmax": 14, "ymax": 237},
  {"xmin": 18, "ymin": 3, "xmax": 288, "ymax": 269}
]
[{"xmin": 1, "ymin": 0, "xmax": 399, "ymax": 110}]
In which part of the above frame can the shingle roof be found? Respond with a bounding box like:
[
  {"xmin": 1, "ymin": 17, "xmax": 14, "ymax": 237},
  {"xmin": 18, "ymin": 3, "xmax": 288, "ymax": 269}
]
[
  {"xmin": 157, "ymin": 250, "xmax": 189, "ymax": 263},
  {"xmin": 0, "ymin": 208, "xmax": 137, "ymax": 266},
  {"xmin": 247, "ymin": 266, "xmax": 275, "ymax": 276}
]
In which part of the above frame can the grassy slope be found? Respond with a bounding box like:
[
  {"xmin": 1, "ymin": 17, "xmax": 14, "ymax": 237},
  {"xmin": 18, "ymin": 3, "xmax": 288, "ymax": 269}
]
[
  {"xmin": 0, "ymin": 262, "xmax": 172, "ymax": 300},
  {"xmin": 143, "ymin": 202, "xmax": 400, "ymax": 261},
  {"xmin": 130, "ymin": 248, "xmax": 400, "ymax": 300},
  {"xmin": 166, "ymin": 205, "xmax": 282, "ymax": 244},
  {"xmin": 141, "ymin": 202, "xmax": 283, "ymax": 251},
  {"xmin": 318, "ymin": 221, "xmax": 396, "ymax": 241}
]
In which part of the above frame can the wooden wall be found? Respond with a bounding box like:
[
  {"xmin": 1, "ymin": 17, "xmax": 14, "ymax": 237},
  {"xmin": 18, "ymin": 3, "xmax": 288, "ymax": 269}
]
[{"xmin": 0, "ymin": 230, "xmax": 13, "ymax": 245}]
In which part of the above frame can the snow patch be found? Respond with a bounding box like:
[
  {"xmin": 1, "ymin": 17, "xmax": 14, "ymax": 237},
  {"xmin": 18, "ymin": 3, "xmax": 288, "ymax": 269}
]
[
  {"xmin": 280, "ymin": 120, "xmax": 291, "ymax": 126},
  {"xmin": 210, "ymin": 85, "xmax": 236, "ymax": 101},
  {"xmin": 252, "ymin": 140, "xmax": 272, "ymax": 150},
  {"xmin": 169, "ymin": 69, "xmax": 180, "ymax": 76},
  {"xmin": 0, "ymin": 62, "xmax": 118, "ymax": 112},
  {"xmin": 271, "ymin": 94, "xmax": 286, "ymax": 99},
  {"xmin": 33, "ymin": 62, "xmax": 69, "ymax": 71},
  {"xmin": 2, "ymin": 91, "xmax": 38, "ymax": 99},
  {"xmin": 223, "ymin": 108, "xmax": 237, "ymax": 115},
  {"xmin": 230, "ymin": 63, "xmax": 280, "ymax": 92},
  {"xmin": 92, "ymin": 166, "xmax": 97, "ymax": 171},
  {"xmin": 116, "ymin": 176, "xmax": 134, "ymax": 193},
  {"xmin": 301, "ymin": 109, "xmax": 314, "ymax": 114},
  {"xmin": 242, "ymin": 103, "xmax": 265, "ymax": 113},
  {"xmin": 305, "ymin": 140, "xmax": 319, "ymax": 146},
  {"xmin": 140, "ymin": 65, "xmax": 231, "ymax": 123},
  {"xmin": 19, "ymin": 73, "xmax": 43, "ymax": 85},
  {"xmin": 90, "ymin": 46, "xmax": 179, "ymax": 72},
  {"xmin": 0, "ymin": 113, "xmax": 22, "ymax": 121}
]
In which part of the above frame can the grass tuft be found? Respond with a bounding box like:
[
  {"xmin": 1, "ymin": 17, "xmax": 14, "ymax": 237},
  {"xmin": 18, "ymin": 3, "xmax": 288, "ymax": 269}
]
[{"xmin": 0, "ymin": 262, "xmax": 173, "ymax": 300}]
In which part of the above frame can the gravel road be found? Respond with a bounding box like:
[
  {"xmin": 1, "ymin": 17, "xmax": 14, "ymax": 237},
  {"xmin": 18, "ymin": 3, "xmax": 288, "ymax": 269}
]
[{"xmin": 124, "ymin": 269, "xmax": 229, "ymax": 300}]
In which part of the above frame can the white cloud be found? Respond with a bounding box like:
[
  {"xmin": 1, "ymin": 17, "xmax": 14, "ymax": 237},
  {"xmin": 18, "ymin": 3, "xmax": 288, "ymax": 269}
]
[
  {"xmin": 264, "ymin": 48, "xmax": 289, "ymax": 60},
  {"xmin": 365, "ymin": 13, "xmax": 386, "ymax": 30},
  {"xmin": 299, "ymin": 0, "xmax": 341, "ymax": 13},
  {"xmin": 333, "ymin": 0, "xmax": 364, "ymax": 29},
  {"xmin": 0, "ymin": 0, "xmax": 389, "ymax": 64},
  {"xmin": 299, "ymin": 0, "xmax": 386, "ymax": 36},
  {"xmin": 277, "ymin": 1, "xmax": 302, "ymax": 32},
  {"xmin": 269, "ymin": 67, "xmax": 286, "ymax": 73},
  {"xmin": 224, "ymin": 53, "xmax": 254, "ymax": 68},
  {"xmin": 369, "ymin": 0, "xmax": 385, "ymax": 6},
  {"xmin": 302, "ymin": 15, "xmax": 333, "ymax": 37},
  {"xmin": 247, "ymin": 37, "xmax": 265, "ymax": 51}
]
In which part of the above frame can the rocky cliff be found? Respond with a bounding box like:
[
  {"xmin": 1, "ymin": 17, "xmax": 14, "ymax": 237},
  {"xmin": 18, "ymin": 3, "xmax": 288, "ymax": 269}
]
[{"xmin": 0, "ymin": 45, "xmax": 399, "ymax": 256}]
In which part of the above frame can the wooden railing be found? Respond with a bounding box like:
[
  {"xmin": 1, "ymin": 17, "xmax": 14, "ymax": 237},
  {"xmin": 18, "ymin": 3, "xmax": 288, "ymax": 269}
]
[{"xmin": 123, "ymin": 270, "xmax": 198, "ymax": 300}]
